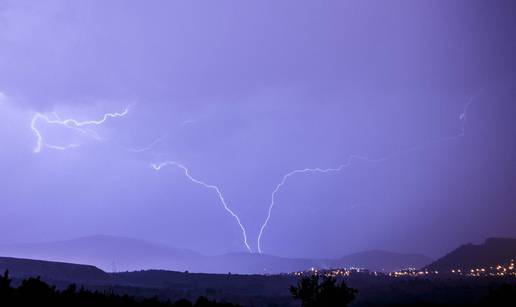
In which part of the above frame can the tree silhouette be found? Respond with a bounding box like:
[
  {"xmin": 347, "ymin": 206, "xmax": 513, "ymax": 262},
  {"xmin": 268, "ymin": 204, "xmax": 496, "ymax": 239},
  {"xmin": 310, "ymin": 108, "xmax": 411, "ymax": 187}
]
[
  {"xmin": 290, "ymin": 275, "xmax": 357, "ymax": 307},
  {"xmin": 0, "ymin": 273, "xmax": 241, "ymax": 306},
  {"xmin": 0, "ymin": 270, "xmax": 12, "ymax": 298},
  {"xmin": 484, "ymin": 283, "xmax": 516, "ymax": 307}
]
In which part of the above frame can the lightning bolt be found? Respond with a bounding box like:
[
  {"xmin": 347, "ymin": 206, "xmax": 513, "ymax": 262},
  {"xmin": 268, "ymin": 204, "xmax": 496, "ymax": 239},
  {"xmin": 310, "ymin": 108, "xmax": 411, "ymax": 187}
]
[
  {"xmin": 123, "ymin": 134, "xmax": 168, "ymax": 153},
  {"xmin": 25, "ymin": 91, "xmax": 482, "ymax": 254},
  {"xmin": 30, "ymin": 108, "xmax": 129, "ymax": 153},
  {"xmin": 150, "ymin": 161, "xmax": 253, "ymax": 253},
  {"xmin": 257, "ymin": 93, "xmax": 481, "ymax": 253}
]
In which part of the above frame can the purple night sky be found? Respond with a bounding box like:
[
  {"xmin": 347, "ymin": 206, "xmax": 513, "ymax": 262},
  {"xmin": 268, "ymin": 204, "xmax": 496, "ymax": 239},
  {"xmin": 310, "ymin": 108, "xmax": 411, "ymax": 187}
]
[{"xmin": 0, "ymin": 0, "xmax": 515, "ymax": 259}]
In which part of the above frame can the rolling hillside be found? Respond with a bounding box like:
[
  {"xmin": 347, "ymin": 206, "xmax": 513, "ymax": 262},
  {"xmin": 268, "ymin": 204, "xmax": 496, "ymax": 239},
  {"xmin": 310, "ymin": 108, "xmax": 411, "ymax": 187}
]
[
  {"xmin": 426, "ymin": 238, "xmax": 516, "ymax": 271},
  {"xmin": 0, "ymin": 256, "xmax": 109, "ymax": 283},
  {"xmin": 0, "ymin": 235, "xmax": 432, "ymax": 273}
]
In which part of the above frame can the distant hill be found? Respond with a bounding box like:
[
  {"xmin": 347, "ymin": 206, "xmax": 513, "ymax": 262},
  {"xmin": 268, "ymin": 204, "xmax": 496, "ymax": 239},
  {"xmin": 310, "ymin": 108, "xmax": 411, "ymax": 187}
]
[
  {"xmin": 426, "ymin": 238, "xmax": 516, "ymax": 271},
  {"xmin": 183, "ymin": 250, "xmax": 431, "ymax": 274},
  {"xmin": 0, "ymin": 235, "xmax": 432, "ymax": 273},
  {"xmin": 0, "ymin": 235, "xmax": 203, "ymax": 273},
  {"xmin": 195, "ymin": 252, "xmax": 327, "ymax": 274},
  {"xmin": 0, "ymin": 256, "xmax": 109, "ymax": 284}
]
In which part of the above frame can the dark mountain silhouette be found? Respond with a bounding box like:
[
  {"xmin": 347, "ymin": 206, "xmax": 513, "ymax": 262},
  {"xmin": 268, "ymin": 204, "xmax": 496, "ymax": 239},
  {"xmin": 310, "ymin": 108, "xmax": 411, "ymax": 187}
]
[
  {"xmin": 0, "ymin": 235, "xmax": 432, "ymax": 273},
  {"xmin": 0, "ymin": 256, "xmax": 109, "ymax": 284},
  {"xmin": 426, "ymin": 237, "xmax": 516, "ymax": 271}
]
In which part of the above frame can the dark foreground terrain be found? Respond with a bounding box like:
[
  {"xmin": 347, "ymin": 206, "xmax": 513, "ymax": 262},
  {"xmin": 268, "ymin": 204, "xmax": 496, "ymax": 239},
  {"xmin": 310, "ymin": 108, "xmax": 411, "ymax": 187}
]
[
  {"xmin": 109, "ymin": 270, "xmax": 516, "ymax": 307},
  {"xmin": 1, "ymin": 256, "xmax": 516, "ymax": 306}
]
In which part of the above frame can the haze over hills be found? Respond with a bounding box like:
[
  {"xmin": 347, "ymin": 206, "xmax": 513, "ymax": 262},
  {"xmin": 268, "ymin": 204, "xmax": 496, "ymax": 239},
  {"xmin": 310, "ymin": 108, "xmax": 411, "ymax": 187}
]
[
  {"xmin": 0, "ymin": 235, "xmax": 432, "ymax": 273},
  {"xmin": 0, "ymin": 235, "xmax": 203, "ymax": 273},
  {"xmin": 1, "ymin": 237, "xmax": 514, "ymax": 307},
  {"xmin": 426, "ymin": 238, "xmax": 516, "ymax": 271}
]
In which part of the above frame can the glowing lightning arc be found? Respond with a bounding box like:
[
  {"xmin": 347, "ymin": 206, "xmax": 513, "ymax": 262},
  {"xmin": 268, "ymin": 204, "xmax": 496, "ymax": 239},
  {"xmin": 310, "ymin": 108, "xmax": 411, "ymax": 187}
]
[
  {"xmin": 123, "ymin": 134, "xmax": 168, "ymax": 153},
  {"xmin": 151, "ymin": 161, "xmax": 253, "ymax": 253},
  {"xmin": 30, "ymin": 108, "xmax": 129, "ymax": 153},
  {"xmin": 257, "ymin": 93, "xmax": 481, "ymax": 254}
]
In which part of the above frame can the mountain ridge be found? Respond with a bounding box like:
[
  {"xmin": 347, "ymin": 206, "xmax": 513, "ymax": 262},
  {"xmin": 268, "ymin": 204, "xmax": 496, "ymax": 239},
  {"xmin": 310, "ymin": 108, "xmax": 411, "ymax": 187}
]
[
  {"xmin": 0, "ymin": 256, "xmax": 109, "ymax": 283},
  {"xmin": 0, "ymin": 235, "xmax": 432, "ymax": 273},
  {"xmin": 426, "ymin": 237, "xmax": 516, "ymax": 271}
]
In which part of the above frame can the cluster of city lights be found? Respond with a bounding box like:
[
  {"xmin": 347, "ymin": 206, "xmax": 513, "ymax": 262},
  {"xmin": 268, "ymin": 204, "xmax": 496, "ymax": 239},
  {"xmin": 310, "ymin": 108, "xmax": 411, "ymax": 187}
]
[
  {"xmin": 290, "ymin": 259, "xmax": 516, "ymax": 278},
  {"xmin": 389, "ymin": 268, "xmax": 439, "ymax": 277},
  {"xmin": 291, "ymin": 267, "xmax": 382, "ymax": 278},
  {"xmin": 448, "ymin": 259, "xmax": 515, "ymax": 277}
]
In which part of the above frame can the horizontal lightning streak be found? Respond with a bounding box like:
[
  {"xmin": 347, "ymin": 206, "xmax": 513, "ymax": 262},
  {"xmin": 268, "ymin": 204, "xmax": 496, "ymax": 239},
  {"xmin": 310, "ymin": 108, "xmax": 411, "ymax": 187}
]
[
  {"xmin": 151, "ymin": 161, "xmax": 253, "ymax": 253},
  {"xmin": 31, "ymin": 108, "xmax": 129, "ymax": 153}
]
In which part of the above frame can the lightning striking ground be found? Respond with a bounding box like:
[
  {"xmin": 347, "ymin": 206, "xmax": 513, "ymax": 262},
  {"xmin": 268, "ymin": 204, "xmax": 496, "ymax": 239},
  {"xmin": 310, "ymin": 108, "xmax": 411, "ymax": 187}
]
[
  {"xmin": 256, "ymin": 94, "xmax": 481, "ymax": 253},
  {"xmin": 27, "ymin": 93, "xmax": 480, "ymax": 253},
  {"xmin": 151, "ymin": 161, "xmax": 253, "ymax": 253},
  {"xmin": 30, "ymin": 108, "xmax": 129, "ymax": 153}
]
